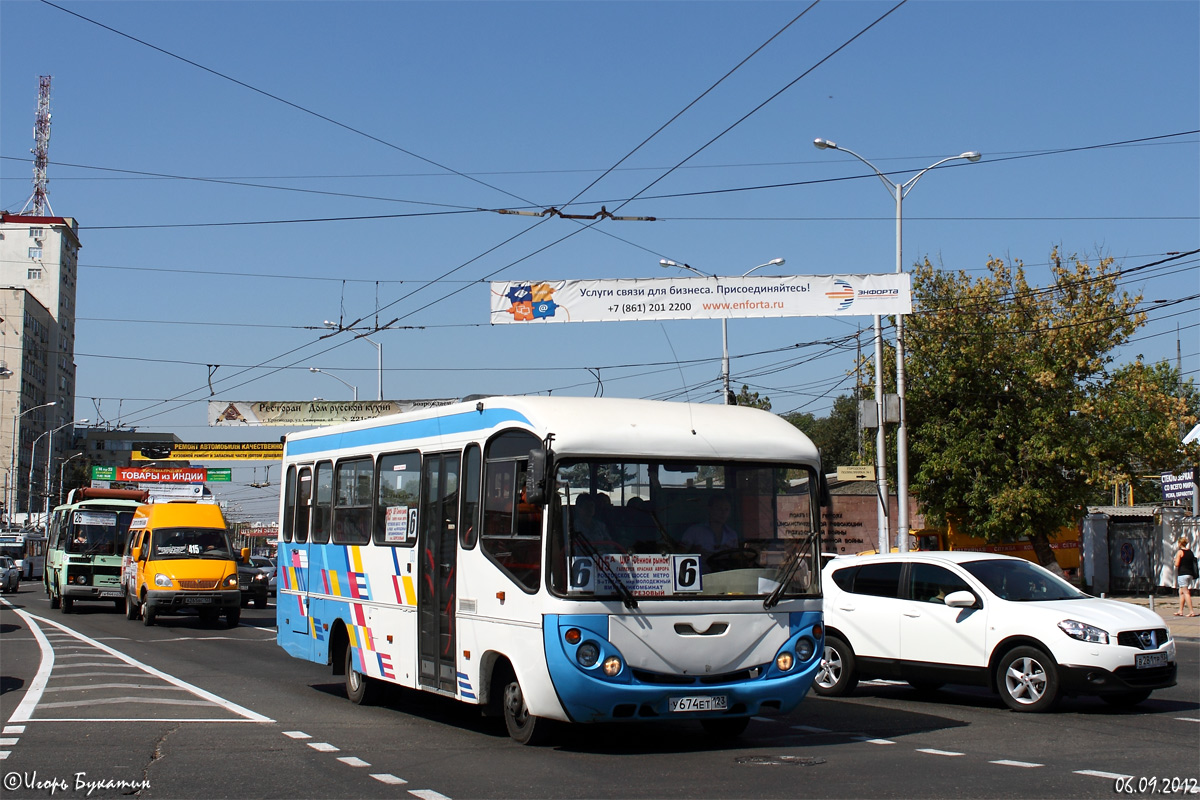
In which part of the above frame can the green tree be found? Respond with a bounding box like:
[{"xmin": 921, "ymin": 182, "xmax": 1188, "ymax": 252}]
[
  {"xmin": 734, "ymin": 385, "xmax": 771, "ymax": 410},
  {"xmin": 905, "ymin": 250, "xmax": 1199, "ymax": 571},
  {"xmin": 786, "ymin": 394, "xmax": 860, "ymax": 471}
]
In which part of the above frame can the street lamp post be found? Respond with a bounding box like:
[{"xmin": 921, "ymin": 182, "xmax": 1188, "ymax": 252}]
[
  {"xmin": 324, "ymin": 321, "xmax": 383, "ymax": 401},
  {"xmin": 59, "ymin": 451, "xmax": 84, "ymax": 504},
  {"xmin": 659, "ymin": 258, "xmax": 785, "ymax": 404},
  {"xmin": 45, "ymin": 418, "xmax": 87, "ymax": 525},
  {"xmin": 309, "ymin": 367, "xmax": 358, "ymax": 401},
  {"xmin": 814, "ymin": 137, "xmax": 980, "ymax": 553},
  {"xmin": 9, "ymin": 400, "xmax": 56, "ymax": 522}
]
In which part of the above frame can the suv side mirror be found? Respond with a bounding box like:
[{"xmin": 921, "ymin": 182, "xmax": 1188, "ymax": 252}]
[{"xmin": 945, "ymin": 590, "xmax": 978, "ymax": 608}]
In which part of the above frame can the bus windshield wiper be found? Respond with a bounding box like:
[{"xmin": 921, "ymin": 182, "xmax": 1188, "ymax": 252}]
[
  {"xmin": 764, "ymin": 532, "xmax": 817, "ymax": 610},
  {"xmin": 571, "ymin": 531, "xmax": 638, "ymax": 609}
]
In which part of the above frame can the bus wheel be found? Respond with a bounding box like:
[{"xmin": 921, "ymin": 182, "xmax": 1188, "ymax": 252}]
[
  {"xmin": 701, "ymin": 717, "xmax": 750, "ymax": 740},
  {"xmin": 344, "ymin": 645, "xmax": 382, "ymax": 705},
  {"xmin": 502, "ymin": 673, "xmax": 548, "ymax": 745},
  {"xmin": 49, "ymin": 583, "xmax": 60, "ymax": 609},
  {"xmin": 125, "ymin": 592, "xmax": 139, "ymax": 620},
  {"xmin": 142, "ymin": 606, "xmax": 156, "ymax": 627},
  {"xmin": 61, "ymin": 596, "xmax": 73, "ymax": 613}
]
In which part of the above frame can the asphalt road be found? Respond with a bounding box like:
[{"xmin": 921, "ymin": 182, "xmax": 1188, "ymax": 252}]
[{"xmin": 1, "ymin": 584, "xmax": 1197, "ymax": 800}]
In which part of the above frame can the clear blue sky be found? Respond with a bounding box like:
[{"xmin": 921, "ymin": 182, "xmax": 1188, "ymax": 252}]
[{"xmin": 2, "ymin": 1, "xmax": 1197, "ymax": 520}]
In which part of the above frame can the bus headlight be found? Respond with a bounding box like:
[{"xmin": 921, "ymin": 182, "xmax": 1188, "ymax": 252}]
[
  {"xmin": 74, "ymin": 575, "xmax": 88, "ymax": 585},
  {"xmin": 776, "ymin": 652, "xmax": 795, "ymax": 672},
  {"xmin": 795, "ymin": 637, "xmax": 815, "ymax": 661},
  {"xmin": 577, "ymin": 642, "xmax": 600, "ymax": 668},
  {"xmin": 154, "ymin": 573, "xmax": 172, "ymax": 587},
  {"xmin": 224, "ymin": 574, "xmax": 238, "ymax": 589},
  {"xmin": 602, "ymin": 656, "xmax": 622, "ymax": 677}
]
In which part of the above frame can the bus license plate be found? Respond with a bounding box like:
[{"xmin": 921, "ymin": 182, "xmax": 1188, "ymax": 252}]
[
  {"xmin": 184, "ymin": 596, "xmax": 213, "ymax": 605},
  {"xmin": 99, "ymin": 591, "xmax": 122, "ymax": 598},
  {"xmin": 1135, "ymin": 652, "xmax": 1168, "ymax": 669},
  {"xmin": 669, "ymin": 695, "xmax": 727, "ymax": 713}
]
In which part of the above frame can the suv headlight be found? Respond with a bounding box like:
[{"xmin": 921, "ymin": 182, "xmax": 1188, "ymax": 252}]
[{"xmin": 1059, "ymin": 619, "xmax": 1109, "ymax": 644}]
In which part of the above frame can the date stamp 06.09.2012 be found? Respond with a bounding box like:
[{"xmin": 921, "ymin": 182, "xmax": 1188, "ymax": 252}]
[{"xmin": 1113, "ymin": 776, "xmax": 1199, "ymax": 795}]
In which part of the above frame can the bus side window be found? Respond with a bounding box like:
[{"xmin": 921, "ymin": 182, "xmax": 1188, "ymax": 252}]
[
  {"xmin": 333, "ymin": 457, "xmax": 372, "ymax": 545},
  {"xmin": 374, "ymin": 451, "xmax": 420, "ymax": 547},
  {"xmin": 312, "ymin": 461, "xmax": 332, "ymax": 544},
  {"xmin": 460, "ymin": 444, "xmax": 481, "ymax": 549},
  {"xmin": 295, "ymin": 468, "xmax": 312, "ymax": 543},
  {"xmin": 282, "ymin": 466, "xmax": 296, "ymax": 544}
]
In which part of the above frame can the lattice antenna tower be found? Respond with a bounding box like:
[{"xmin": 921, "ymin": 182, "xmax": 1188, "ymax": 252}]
[{"xmin": 20, "ymin": 75, "xmax": 54, "ymax": 216}]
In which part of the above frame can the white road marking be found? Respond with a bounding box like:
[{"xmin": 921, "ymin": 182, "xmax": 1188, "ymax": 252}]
[
  {"xmin": 283, "ymin": 731, "xmax": 311, "ymax": 739},
  {"xmin": 372, "ymin": 774, "xmax": 408, "ymax": 785},
  {"xmin": 853, "ymin": 736, "xmax": 895, "ymax": 745},
  {"xmin": 409, "ymin": 791, "xmax": 451, "ymax": 800},
  {"xmin": 0, "ymin": 738, "xmax": 18, "ymax": 746},
  {"xmin": 917, "ymin": 748, "xmax": 964, "ymax": 756},
  {"xmin": 3, "ymin": 604, "xmax": 273, "ymax": 724},
  {"xmin": 1175, "ymin": 716, "xmax": 1200, "ymax": 723},
  {"xmin": 338, "ymin": 756, "xmax": 371, "ymax": 767},
  {"xmin": 2, "ymin": 727, "xmax": 24, "ymax": 734},
  {"xmin": 1075, "ymin": 770, "xmax": 1132, "ymax": 780},
  {"xmin": 308, "ymin": 742, "xmax": 340, "ymax": 752},
  {"xmin": 990, "ymin": 760, "xmax": 1043, "ymax": 768}
]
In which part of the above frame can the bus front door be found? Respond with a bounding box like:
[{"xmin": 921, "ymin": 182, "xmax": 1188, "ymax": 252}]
[
  {"xmin": 418, "ymin": 452, "xmax": 460, "ymax": 693},
  {"xmin": 286, "ymin": 467, "xmax": 314, "ymax": 637}
]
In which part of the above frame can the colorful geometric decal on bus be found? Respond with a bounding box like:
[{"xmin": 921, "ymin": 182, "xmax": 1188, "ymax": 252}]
[
  {"xmin": 377, "ymin": 652, "xmax": 395, "ymax": 680},
  {"xmin": 457, "ymin": 672, "xmax": 476, "ymax": 700},
  {"xmin": 309, "ymin": 615, "xmax": 324, "ymax": 641},
  {"xmin": 500, "ymin": 282, "xmax": 558, "ymax": 322}
]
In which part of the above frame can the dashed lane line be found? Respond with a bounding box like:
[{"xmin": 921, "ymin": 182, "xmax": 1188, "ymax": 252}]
[
  {"xmin": 285, "ymin": 729, "xmax": 445, "ymax": 799},
  {"xmin": 1075, "ymin": 770, "xmax": 1133, "ymax": 780},
  {"xmin": 990, "ymin": 760, "xmax": 1044, "ymax": 768}
]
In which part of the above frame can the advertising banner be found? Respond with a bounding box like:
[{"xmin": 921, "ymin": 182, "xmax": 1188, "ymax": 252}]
[
  {"xmin": 130, "ymin": 442, "xmax": 284, "ymax": 461},
  {"xmin": 1162, "ymin": 470, "xmax": 1196, "ymax": 502},
  {"xmin": 92, "ymin": 466, "xmax": 209, "ymax": 483},
  {"xmin": 208, "ymin": 399, "xmax": 458, "ymax": 427},
  {"xmin": 490, "ymin": 274, "xmax": 911, "ymax": 324}
]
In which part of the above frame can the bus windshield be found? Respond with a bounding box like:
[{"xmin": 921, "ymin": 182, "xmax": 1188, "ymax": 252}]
[
  {"xmin": 67, "ymin": 510, "xmax": 135, "ymax": 556},
  {"xmin": 149, "ymin": 528, "xmax": 236, "ymax": 560},
  {"xmin": 548, "ymin": 459, "xmax": 820, "ymax": 600}
]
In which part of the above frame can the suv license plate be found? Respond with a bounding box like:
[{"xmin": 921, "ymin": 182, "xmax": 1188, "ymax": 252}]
[
  {"xmin": 669, "ymin": 695, "xmax": 728, "ymax": 713},
  {"xmin": 1135, "ymin": 652, "xmax": 1168, "ymax": 669},
  {"xmin": 184, "ymin": 596, "xmax": 213, "ymax": 605}
]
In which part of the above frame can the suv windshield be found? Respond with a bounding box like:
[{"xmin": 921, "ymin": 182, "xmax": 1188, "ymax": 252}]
[
  {"xmin": 548, "ymin": 459, "xmax": 821, "ymax": 600},
  {"xmin": 150, "ymin": 528, "xmax": 236, "ymax": 560},
  {"xmin": 962, "ymin": 558, "xmax": 1086, "ymax": 601}
]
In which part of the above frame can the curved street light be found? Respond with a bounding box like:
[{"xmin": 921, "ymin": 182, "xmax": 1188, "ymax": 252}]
[
  {"xmin": 659, "ymin": 257, "xmax": 786, "ymax": 404},
  {"xmin": 309, "ymin": 367, "xmax": 358, "ymax": 401},
  {"xmin": 323, "ymin": 321, "xmax": 383, "ymax": 401},
  {"xmin": 814, "ymin": 137, "xmax": 981, "ymax": 552},
  {"xmin": 59, "ymin": 451, "xmax": 85, "ymax": 504},
  {"xmin": 8, "ymin": 400, "xmax": 56, "ymax": 521},
  {"xmin": 43, "ymin": 418, "xmax": 87, "ymax": 525}
]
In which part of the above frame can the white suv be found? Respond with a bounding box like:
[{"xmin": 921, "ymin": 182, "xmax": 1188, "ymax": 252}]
[{"xmin": 816, "ymin": 552, "xmax": 1176, "ymax": 711}]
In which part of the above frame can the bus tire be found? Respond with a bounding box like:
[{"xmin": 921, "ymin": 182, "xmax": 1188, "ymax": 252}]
[
  {"xmin": 813, "ymin": 634, "xmax": 858, "ymax": 697},
  {"xmin": 501, "ymin": 671, "xmax": 549, "ymax": 745},
  {"xmin": 125, "ymin": 592, "xmax": 139, "ymax": 620},
  {"xmin": 61, "ymin": 595, "xmax": 73, "ymax": 613},
  {"xmin": 701, "ymin": 716, "xmax": 750, "ymax": 740},
  {"xmin": 142, "ymin": 606, "xmax": 156, "ymax": 626},
  {"xmin": 49, "ymin": 582, "xmax": 60, "ymax": 609},
  {"xmin": 344, "ymin": 645, "xmax": 382, "ymax": 705}
]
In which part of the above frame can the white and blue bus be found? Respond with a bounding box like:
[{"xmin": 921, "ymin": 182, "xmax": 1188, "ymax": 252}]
[{"xmin": 276, "ymin": 396, "xmax": 827, "ymax": 743}]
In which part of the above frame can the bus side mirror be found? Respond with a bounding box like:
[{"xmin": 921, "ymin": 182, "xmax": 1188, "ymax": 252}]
[
  {"xmin": 131, "ymin": 546, "xmax": 142, "ymax": 562},
  {"xmin": 241, "ymin": 547, "xmax": 250, "ymax": 563},
  {"xmin": 819, "ymin": 472, "xmax": 832, "ymax": 507},
  {"xmin": 525, "ymin": 447, "xmax": 550, "ymax": 506}
]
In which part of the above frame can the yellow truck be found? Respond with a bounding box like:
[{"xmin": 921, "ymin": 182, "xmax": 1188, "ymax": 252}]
[
  {"xmin": 910, "ymin": 522, "xmax": 1082, "ymax": 574},
  {"xmin": 121, "ymin": 502, "xmax": 246, "ymax": 627}
]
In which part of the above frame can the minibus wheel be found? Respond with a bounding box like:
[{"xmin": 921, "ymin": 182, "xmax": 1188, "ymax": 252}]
[
  {"xmin": 125, "ymin": 592, "xmax": 138, "ymax": 620},
  {"xmin": 61, "ymin": 596, "xmax": 73, "ymax": 613},
  {"xmin": 225, "ymin": 607, "xmax": 240, "ymax": 628},
  {"xmin": 344, "ymin": 645, "xmax": 382, "ymax": 705},
  {"xmin": 501, "ymin": 671, "xmax": 549, "ymax": 745}
]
